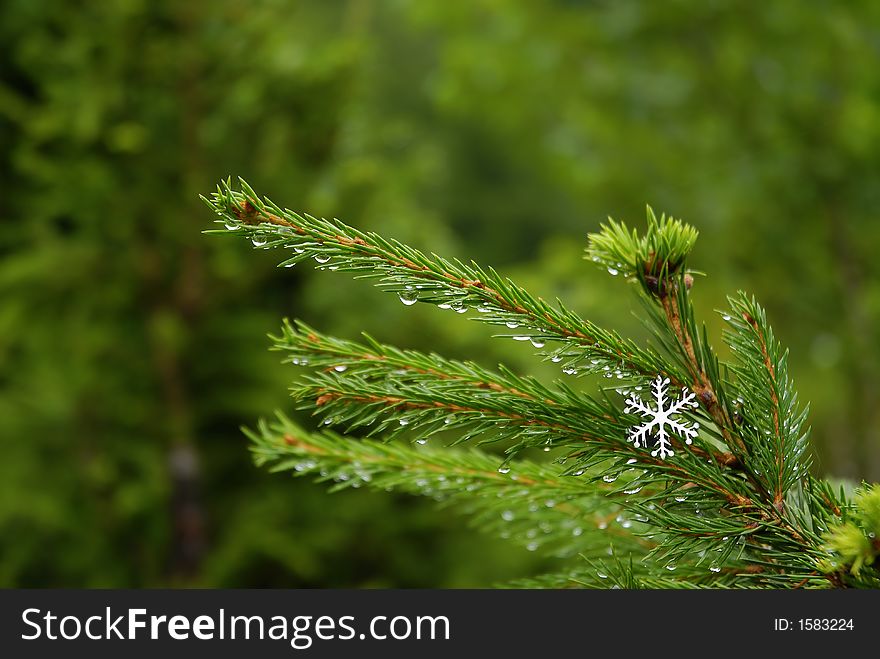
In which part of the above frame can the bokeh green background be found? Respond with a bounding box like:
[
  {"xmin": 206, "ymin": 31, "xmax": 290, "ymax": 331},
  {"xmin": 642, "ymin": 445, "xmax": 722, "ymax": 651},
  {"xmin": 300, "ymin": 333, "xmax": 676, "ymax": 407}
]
[{"xmin": 2, "ymin": 0, "xmax": 879, "ymax": 587}]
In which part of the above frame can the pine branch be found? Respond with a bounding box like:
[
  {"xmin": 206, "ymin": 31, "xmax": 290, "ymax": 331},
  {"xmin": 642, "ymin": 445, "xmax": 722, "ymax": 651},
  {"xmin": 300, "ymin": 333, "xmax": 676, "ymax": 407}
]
[
  {"xmin": 586, "ymin": 211, "xmax": 838, "ymax": 568},
  {"xmin": 588, "ymin": 209, "xmax": 756, "ymax": 488},
  {"xmin": 205, "ymin": 179, "xmax": 874, "ymax": 588},
  {"xmin": 276, "ymin": 319, "xmax": 626, "ymax": 453},
  {"xmin": 203, "ymin": 179, "xmax": 673, "ymax": 383},
  {"xmin": 249, "ymin": 413, "xmax": 643, "ymax": 559},
  {"xmin": 723, "ymin": 294, "xmax": 811, "ymax": 512}
]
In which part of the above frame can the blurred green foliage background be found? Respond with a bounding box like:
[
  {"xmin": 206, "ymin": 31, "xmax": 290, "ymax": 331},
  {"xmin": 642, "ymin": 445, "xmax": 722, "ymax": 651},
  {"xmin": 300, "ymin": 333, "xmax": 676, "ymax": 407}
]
[{"xmin": 1, "ymin": 0, "xmax": 879, "ymax": 587}]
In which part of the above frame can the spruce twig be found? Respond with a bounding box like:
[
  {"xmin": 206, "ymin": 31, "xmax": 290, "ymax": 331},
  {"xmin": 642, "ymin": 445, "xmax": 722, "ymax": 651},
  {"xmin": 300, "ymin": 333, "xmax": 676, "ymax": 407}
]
[{"xmin": 205, "ymin": 179, "xmax": 880, "ymax": 588}]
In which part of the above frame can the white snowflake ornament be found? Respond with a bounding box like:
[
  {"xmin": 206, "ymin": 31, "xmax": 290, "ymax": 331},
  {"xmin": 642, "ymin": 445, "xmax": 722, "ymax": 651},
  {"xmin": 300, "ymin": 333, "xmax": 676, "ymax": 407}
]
[{"xmin": 623, "ymin": 376, "xmax": 700, "ymax": 459}]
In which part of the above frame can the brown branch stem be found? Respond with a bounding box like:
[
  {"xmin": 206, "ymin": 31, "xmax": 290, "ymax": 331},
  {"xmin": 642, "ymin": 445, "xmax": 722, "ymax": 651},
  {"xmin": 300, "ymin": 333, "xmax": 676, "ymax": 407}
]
[{"xmin": 659, "ymin": 287, "xmax": 747, "ymax": 457}]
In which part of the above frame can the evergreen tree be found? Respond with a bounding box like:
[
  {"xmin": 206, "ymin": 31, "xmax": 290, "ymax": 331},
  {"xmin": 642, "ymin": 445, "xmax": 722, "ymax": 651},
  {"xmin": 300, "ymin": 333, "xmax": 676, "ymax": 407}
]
[{"xmin": 206, "ymin": 179, "xmax": 880, "ymax": 588}]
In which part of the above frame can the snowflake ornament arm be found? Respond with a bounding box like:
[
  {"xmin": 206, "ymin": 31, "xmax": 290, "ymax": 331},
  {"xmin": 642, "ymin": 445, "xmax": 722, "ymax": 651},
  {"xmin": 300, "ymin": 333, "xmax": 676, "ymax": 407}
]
[{"xmin": 623, "ymin": 376, "xmax": 700, "ymax": 460}]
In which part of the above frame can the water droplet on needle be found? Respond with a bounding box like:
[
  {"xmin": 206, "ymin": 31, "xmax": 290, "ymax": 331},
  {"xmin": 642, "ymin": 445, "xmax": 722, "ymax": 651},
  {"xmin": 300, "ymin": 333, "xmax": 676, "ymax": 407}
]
[{"xmin": 398, "ymin": 289, "xmax": 419, "ymax": 305}]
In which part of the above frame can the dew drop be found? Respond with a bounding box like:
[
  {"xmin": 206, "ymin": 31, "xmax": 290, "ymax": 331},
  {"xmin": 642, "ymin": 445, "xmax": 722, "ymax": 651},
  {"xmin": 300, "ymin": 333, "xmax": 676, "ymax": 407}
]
[
  {"xmin": 501, "ymin": 510, "xmax": 515, "ymax": 521},
  {"xmin": 562, "ymin": 366, "xmax": 578, "ymax": 376},
  {"xmin": 251, "ymin": 233, "xmax": 268, "ymax": 247},
  {"xmin": 526, "ymin": 542, "xmax": 539, "ymax": 552},
  {"xmin": 444, "ymin": 415, "xmax": 455, "ymax": 425},
  {"xmin": 451, "ymin": 299, "xmax": 468, "ymax": 314},
  {"xmin": 722, "ymin": 314, "xmax": 732, "ymax": 321},
  {"xmin": 225, "ymin": 221, "xmax": 239, "ymax": 231},
  {"xmin": 333, "ymin": 365, "xmax": 348, "ymax": 372},
  {"xmin": 512, "ymin": 335, "xmax": 530, "ymax": 342},
  {"xmin": 709, "ymin": 565, "xmax": 722, "ymax": 573},
  {"xmin": 597, "ymin": 572, "xmax": 608, "ymax": 579},
  {"xmin": 623, "ymin": 486, "xmax": 642, "ymax": 495},
  {"xmin": 543, "ymin": 447, "xmax": 551, "ymax": 452},
  {"xmin": 398, "ymin": 289, "xmax": 419, "ymax": 306},
  {"xmin": 314, "ymin": 254, "xmax": 331, "ymax": 264},
  {"xmin": 498, "ymin": 466, "xmax": 511, "ymax": 474},
  {"xmin": 602, "ymin": 473, "xmax": 618, "ymax": 483},
  {"xmin": 530, "ymin": 338, "xmax": 546, "ymax": 348},
  {"xmin": 506, "ymin": 321, "xmax": 519, "ymax": 329},
  {"xmin": 399, "ymin": 418, "xmax": 410, "ymax": 426},
  {"xmin": 665, "ymin": 563, "xmax": 677, "ymax": 571},
  {"xmin": 551, "ymin": 355, "xmax": 563, "ymax": 363},
  {"xmin": 416, "ymin": 438, "xmax": 427, "ymax": 445},
  {"xmin": 572, "ymin": 526, "xmax": 583, "ymax": 536},
  {"xmin": 607, "ymin": 267, "xmax": 619, "ymax": 276}
]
